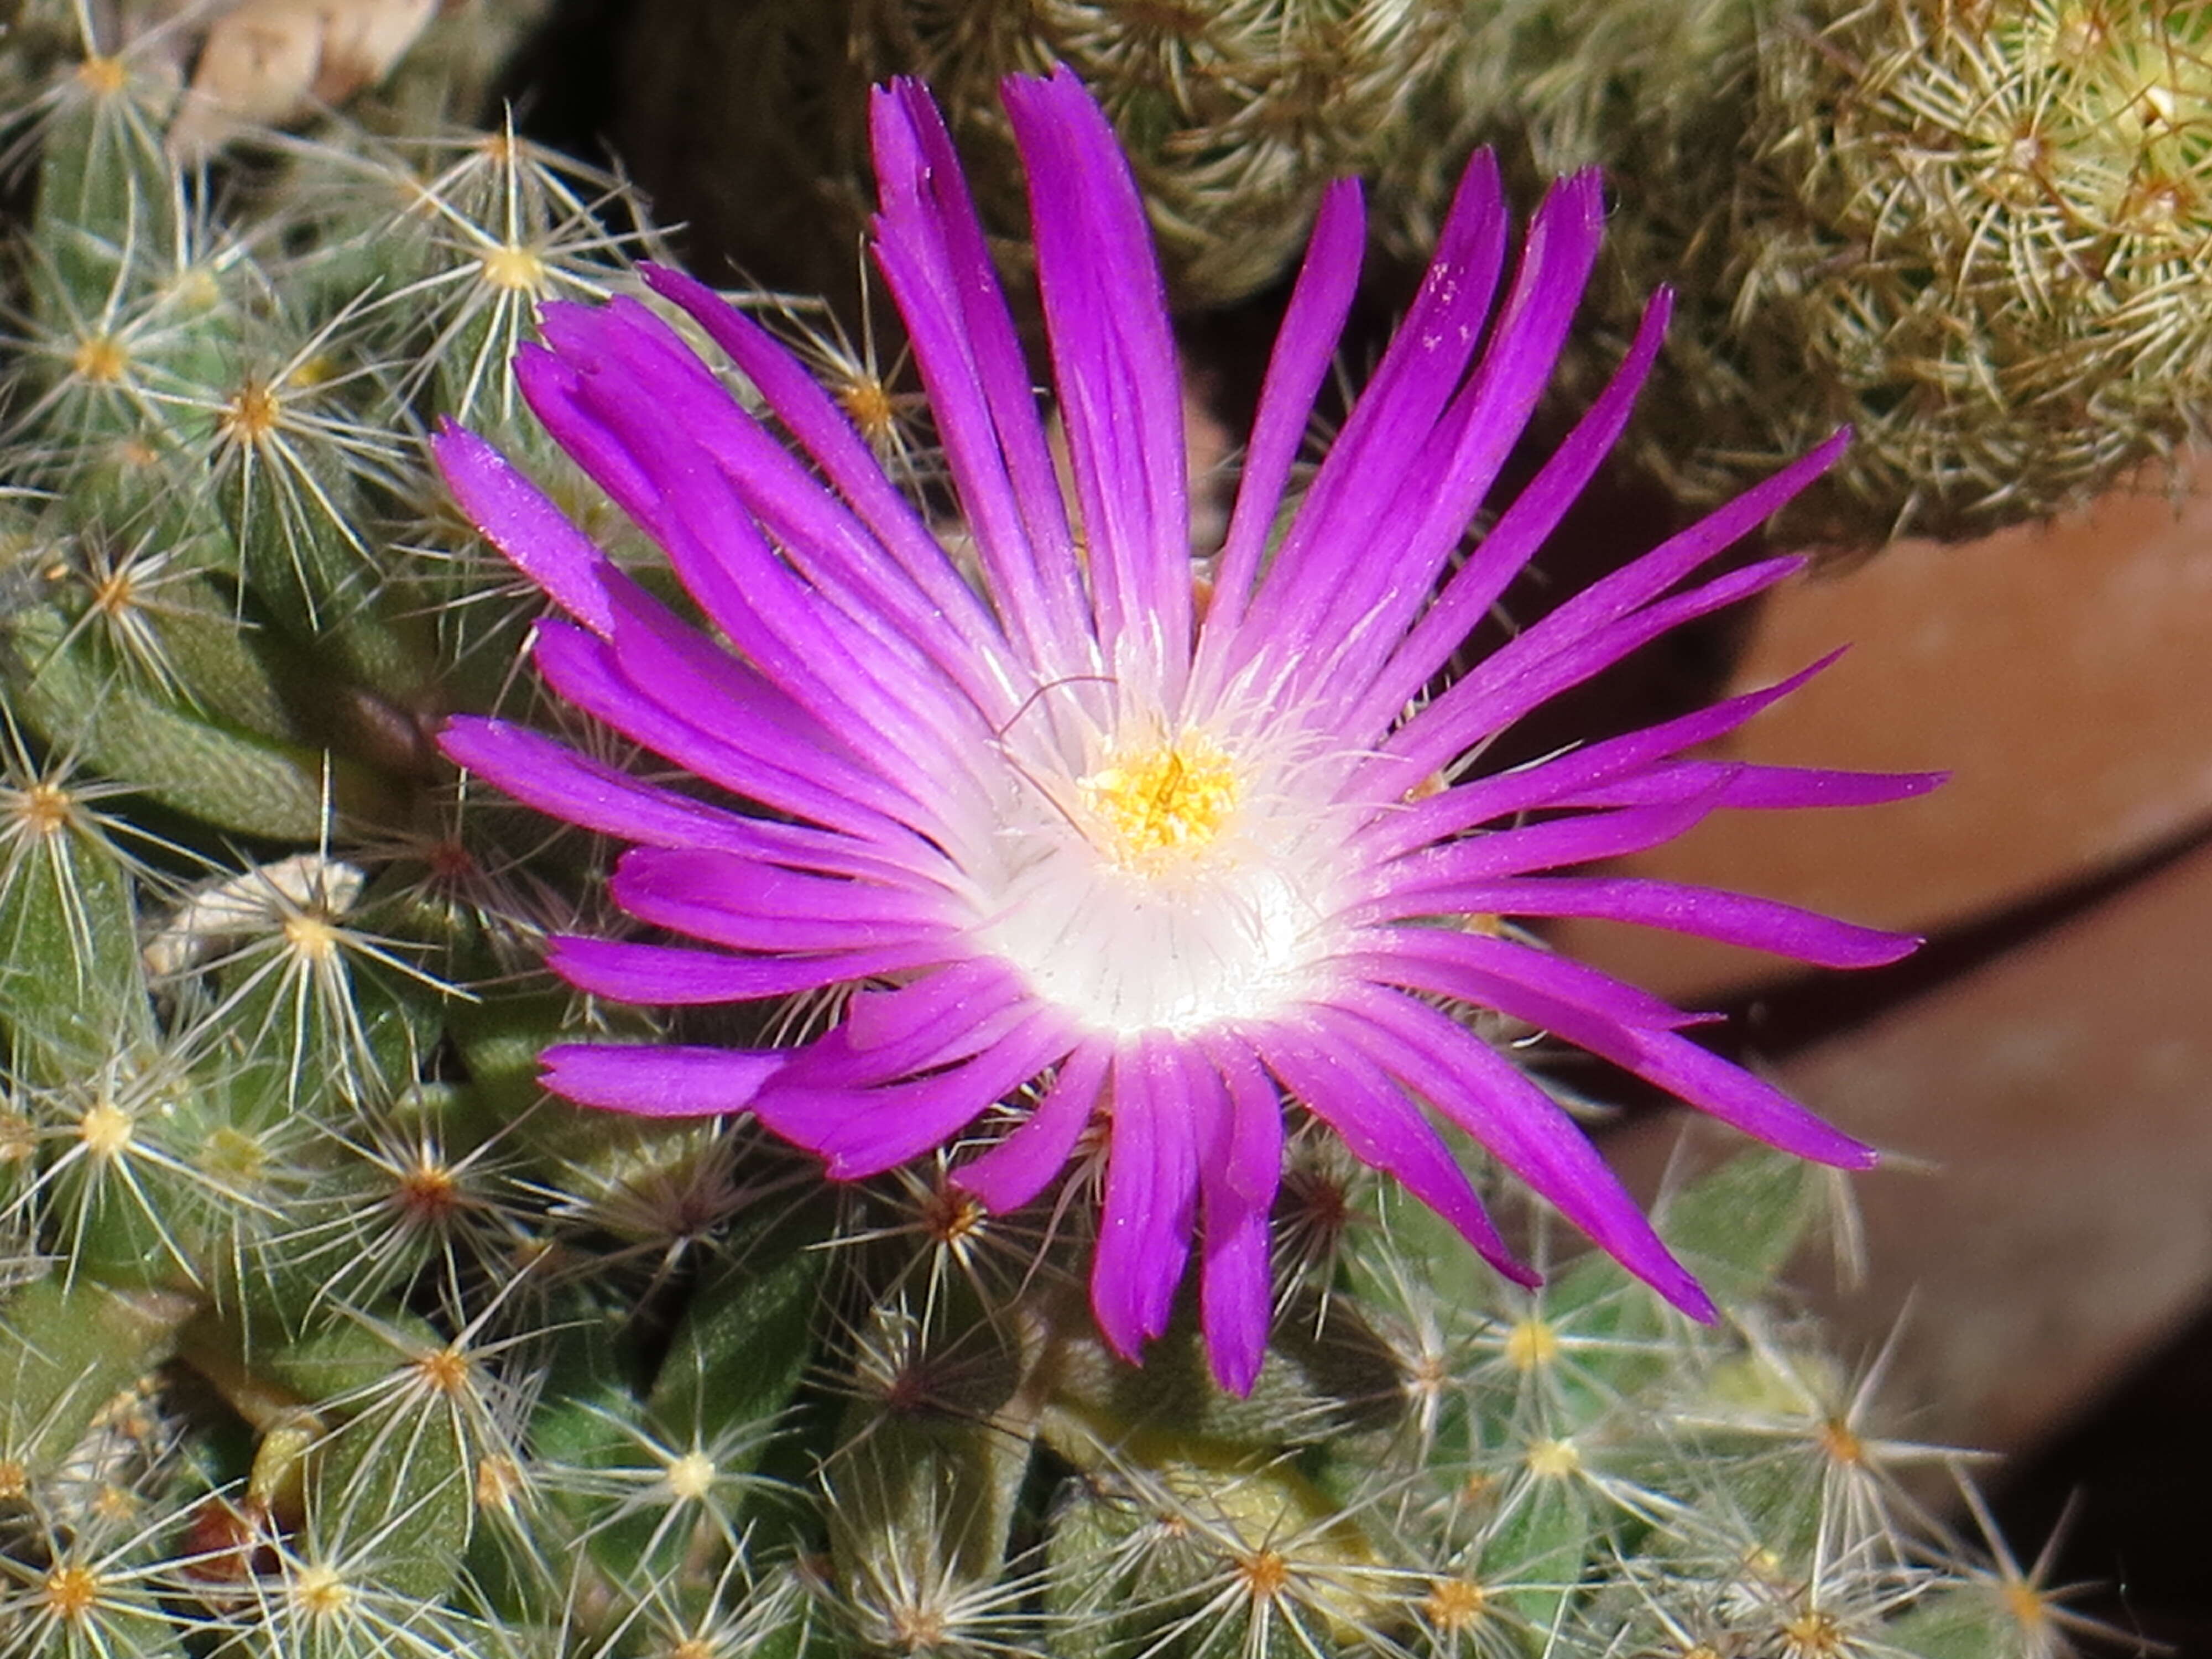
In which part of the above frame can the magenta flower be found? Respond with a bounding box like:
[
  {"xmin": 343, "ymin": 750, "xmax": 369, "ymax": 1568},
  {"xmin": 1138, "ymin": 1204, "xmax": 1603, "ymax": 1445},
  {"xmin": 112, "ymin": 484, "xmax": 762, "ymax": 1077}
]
[{"xmin": 436, "ymin": 69, "xmax": 1936, "ymax": 1393}]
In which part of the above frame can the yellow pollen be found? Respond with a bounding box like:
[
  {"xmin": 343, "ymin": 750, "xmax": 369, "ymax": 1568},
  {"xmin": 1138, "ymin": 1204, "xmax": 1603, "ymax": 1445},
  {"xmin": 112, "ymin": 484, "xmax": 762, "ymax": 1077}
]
[
  {"xmin": 664, "ymin": 1452, "xmax": 716, "ymax": 1502},
  {"xmin": 173, "ymin": 268, "xmax": 222, "ymax": 311},
  {"xmin": 0, "ymin": 1459, "xmax": 27, "ymax": 1500},
  {"xmin": 2054, "ymin": 9, "xmax": 2107, "ymax": 59},
  {"xmin": 79, "ymin": 1100, "xmax": 134, "ymax": 1159},
  {"xmin": 670, "ymin": 1642, "xmax": 714, "ymax": 1659},
  {"xmin": 43, "ymin": 1564, "xmax": 101, "ymax": 1620},
  {"xmin": 1406, "ymin": 1350, "xmax": 1449, "ymax": 1396},
  {"xmin": 1504, "ymin": 1317, "xmax": 1559, "ymax": 1371},
  {"xmin": 76, "ymin": 55, "xmax": 129, "ymax": 95},
  {"xmin": 1081, "ymin": 731, "xmax": 1240, "ymax": 867},
  {"xmin": 0, "ymin": 1113, "xmax": 28, "ymax": 1165},
  {"xmin": 1423, "ymin": 1578, "xmax": 1488, "ymax": 1630},
  {"xmin": 71, "ymin": 335, "xmax": 129, "ymax": 383},
  {"xmin": 478, "ymin": 244, "xmax": 547, "ymax": 293},
  {"xmin": 1525, "ymin": 1437, "xmax": 1580, "ymax": 1478},
  {"xmin": 220, "ymin": 381, "xmax": 282, "ymax": 446}
]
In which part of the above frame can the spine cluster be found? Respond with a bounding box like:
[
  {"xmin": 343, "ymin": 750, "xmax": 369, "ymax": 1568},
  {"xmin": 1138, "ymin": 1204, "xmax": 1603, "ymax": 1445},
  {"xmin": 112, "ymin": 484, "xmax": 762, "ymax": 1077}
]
[{"xmin": 1407, "ymin": 0, "xmax": 2212, "ymax": 550}]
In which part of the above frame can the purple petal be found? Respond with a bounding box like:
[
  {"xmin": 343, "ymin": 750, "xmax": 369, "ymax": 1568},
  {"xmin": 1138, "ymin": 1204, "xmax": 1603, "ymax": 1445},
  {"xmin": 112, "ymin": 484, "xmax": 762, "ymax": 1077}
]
[
  {"xmin": 1194, "ymin": 1036, "xmax": 1287, "ymax": 1394},
  {"xmin": 1319, "ymin": 989, "xmax": 1713, "ymax": 1318},
  {"xmin": 1352, "ymin": 790, "xmax": 1735, "ymax": 914},
  {"xmin": 527, "ymin": 310, "xmax": 973, "ymax": 763},
  {"xmin": 1004, "ymin": 68, "xmax": 1191, "ymax": 699},
  {"xmin": 1554, "ymin": 760, "xmax": 1949, "ymax": 812},
  {"xmin": 1355, "ymin": 656, "xmax": 1843, "ymax": 862},
  {"xmin": 1360, "ymin": 289, "xmax": 1673, "ymax": 728},
  {"xmin": 752, "ymin": 1008, "xmax": 1074, "ymax": 1178},
  {"xmin": 1433, "ymin": 876, "xmax": 1923, "ymax": 968},
  {"xmin": 528, "ymin": 620, "xmax": 918, "ymax": 843},
  {"xmin": 838, "ymin": 957, "xmax": 1027, "ymax": 1052},
  {"xmin": 547, "ymin": 935, "xmax": 950, "ymax": 1005},
  {"xmin": 1237, "ymin": 153, "xmax": 1509, "ymax": 653},
  {"xmin": 1269, "ymin": 170, "xmax": 1609, "ymax": 712},
  {"xmin": 769, "ymin": 967, "xmax": 1035, "ymax": 1092},
  {"xmin": 437, "ymin": 717, "xmax": 919, "ymax": 884},
  {"xmin": 868, "ymin": 79, "xmax": 1092, "ymax": 669},
  {"xmin": 1501, "ymin": 426, "xmax": 1850, "ymax": 653},
  {"xmin": 1382, "ymin": 555, "xmax": 1808, "ymax": 786},
  {"xmin": 1595, "ymin": 1026, "xmax": 1877, "ymax": 1167},
  {"xmin": 640, "ymin": 264, "xmax": 1017, "ymax": 692},
  {"xmin": 1204, "ymin": 178, "xmax": 1364, "ymax": 638},
  {"xmin": 1091, "ymin": 1035, "xmax": 1204, "ymax": 1359},
  {"xmin": 1339, "ymin": 925, "xmax": 1707, "ymax": 1032},
  {"xmin": 431, "ymin": 424, "xmax": 617, "ymax": 634},
  {"xmin": 954, "ymin": 1038, "xmax": 1113, "ymax": 1214},
  {"xmin": 540, "ymin": 1042, "xmax": 785, "ymax": 1118},
  {"xmin": 1250, "ymin": 1022, "xmax": 1533, "ymax": 1288},
  {"xmin": 607, "ymin": 847, "xmax": 956, "ymax": 954},
  {"xmin": 1343, "ymin": 954, "xmax": 1870, "ymax": 1167}
]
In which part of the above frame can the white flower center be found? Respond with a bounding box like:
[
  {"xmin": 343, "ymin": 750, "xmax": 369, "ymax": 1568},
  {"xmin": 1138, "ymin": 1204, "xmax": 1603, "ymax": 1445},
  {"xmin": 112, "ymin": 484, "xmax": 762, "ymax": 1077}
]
[{"xmin": 964, "ymin": 722, "xmax": 1341, "ymax": 1036}]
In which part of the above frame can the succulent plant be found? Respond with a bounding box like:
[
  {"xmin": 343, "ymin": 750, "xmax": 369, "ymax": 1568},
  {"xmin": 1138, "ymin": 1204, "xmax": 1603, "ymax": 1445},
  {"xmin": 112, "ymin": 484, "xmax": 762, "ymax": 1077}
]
[
  {"xmin": 0, "ymin": 9, "xmax": 2093, "ymax": 1659},
  {"xmin": 1400, "ymin": 0, "xmax": 2212, "ymax": 552}
]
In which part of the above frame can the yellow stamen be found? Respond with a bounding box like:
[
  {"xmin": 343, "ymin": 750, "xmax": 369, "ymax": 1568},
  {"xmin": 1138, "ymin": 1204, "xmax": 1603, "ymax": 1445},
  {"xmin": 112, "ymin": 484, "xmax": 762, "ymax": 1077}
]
[{"xmin": 1080, "ymin": 731, "xmax": 1240, "ymax": 868}]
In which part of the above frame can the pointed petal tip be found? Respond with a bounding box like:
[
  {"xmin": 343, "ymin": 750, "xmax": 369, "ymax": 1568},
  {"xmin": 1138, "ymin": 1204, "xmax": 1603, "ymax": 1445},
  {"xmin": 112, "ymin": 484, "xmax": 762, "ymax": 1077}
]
[
  {"xmin": 1209, "ymin": 1340, "xmax": 1264, "ymax": 1398},
  {"xmin": 1830, "ymin": 1138, "xmax": 1882, "ymax": 1172},
  {"xmin": 1494, "ymin": 1254, "xmax": 1544, "ymax": 1291},
  {"xmin": 1666, "ymin": 1274, "xmax": 1721, "ymax": 1325},
  {"xmin": 539, "ymin": 1041, "xmax": 782, "ymax": 1119},
  {"xmin": 431, "ymin": 713, "xmax": 493, "ymax": 770}
]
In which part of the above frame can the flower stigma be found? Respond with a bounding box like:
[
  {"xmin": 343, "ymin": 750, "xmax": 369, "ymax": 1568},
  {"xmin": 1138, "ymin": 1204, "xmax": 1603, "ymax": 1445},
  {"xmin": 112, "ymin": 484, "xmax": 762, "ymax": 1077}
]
[{"xmin": 1078, "ymin": 728, "xmax": 1241, "ymax": 870}]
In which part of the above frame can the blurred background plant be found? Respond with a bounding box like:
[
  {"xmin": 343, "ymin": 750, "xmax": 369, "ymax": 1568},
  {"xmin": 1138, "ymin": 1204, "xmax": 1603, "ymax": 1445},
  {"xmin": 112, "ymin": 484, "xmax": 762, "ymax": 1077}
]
[{"xmin": 0, "ymin": 0, "xmax": 2197, "ymax": 1653}]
